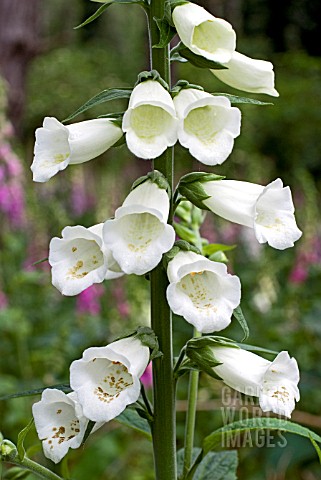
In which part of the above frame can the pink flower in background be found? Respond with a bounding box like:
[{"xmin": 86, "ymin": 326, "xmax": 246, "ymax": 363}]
[
  {"xmin": 76, "ymin": 284, "xmax": 105, "ymax": 316},
  {"xmin": 141, "ymin": 363, "xmax": 153, "ymax": 389},
  {"xmin": 0, "ymin": 291, "xmax": 8, "ymax": 310},
  {"xmin": 70, "ymin": 180, "xmax": 95, "ymax": 217},
  {"xmin": 289, "ymin": 236, "xmax": 321, "ymax": 285},
  {"xmin": 112, "ymin": 280, "xmax": 130, "ymax": 318}
]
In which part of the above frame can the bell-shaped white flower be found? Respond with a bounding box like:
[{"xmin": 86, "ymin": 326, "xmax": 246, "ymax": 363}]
[
  {"xmin": 166, "ymin": 250, "xmax": 241, "ymax": 333},
  {"xmin": 32, "ymin": 389, "xmax": 88, "ymax": 463},
  {"xmin": 103, "ymin": 180, "xmax": 175, "ymax": 275},
  {"xmin": 70, "ymin": 337, "xmax": 150, "ymax": 423},
  {"xmin": 174, "ymin": 89, "xmax": 241, "ymax": 165},
  {"xmin": 172, "ymin": 3, "xmax": 236, "ymax": 63},
  {"xmin": 202, "ymin": 178, "xmax": 302, "ymax": 250},
  {"xmin": 212, "ymin": 347, "xmax": 300, "ymax": 418},
  {"xmin": 49, "ymin": 223, "xmax": 123, "ymax": 296},
  {"xmin": 31, "ymin": 117, "xmax": 123, "ymax": 183},
  {"xmin": 211, "ymin": 51, "xmax": 279, "ymax": 96},
  {"xmin": 122, "ymin": 80, "xmax": 178, "ymax": 159}
]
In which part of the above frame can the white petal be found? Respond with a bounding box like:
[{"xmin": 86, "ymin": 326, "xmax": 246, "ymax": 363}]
[
  {"xmin": 172, "ymin": 3, "xmax": 236, "ymax": 63},
  {"xmin": 67, "ymin": 119, "xmax": 123, "ymax": 165},
  {"xmin": 166, "ymin": 253, "xmax": 241, "ymax": 333},
  {"xmin": 31, "ymin": 117, "xmax": 70, "ymax": 182},
  {"xmin": 122, "ymin": 180, "xmax": 170, "ymax": 223},
  {"xmin": 212, "ymin": 347, "xmax": 271, "ymax": 396},
  {"xmin": 211, "ymin": 51, "xmax": 279, "ymax": 96},
  {"xmin": 203, "ymin": 180, "xmax": 263, "ymax": 227},
  {"xmin": 49, "ymin": 225, "xmax": 108, "ymax": 296},
  {"xmin": 32, "ymin": 389, "xmax": 87, "ymax": 464},
  {"xmin": 167, "ymin": 250, "xmax": 201, "ymax": 283},
  {"xmin": 259, "ymin": 351, "xmax": 300, "ymax": 417},
  {"xmin": 70, "ymin": 340, "xmax": 149, "ymax": 423},
  {"xmin": 103, "ymin": 210, "xmax": 175, "ymax": 275},
  {"xmin": 122, "ymin": 81, "xmax": 178, "ymax": 159},
  {"xmin": 254, "ymin": 179, "xmax": 302, "ymax": 249}
]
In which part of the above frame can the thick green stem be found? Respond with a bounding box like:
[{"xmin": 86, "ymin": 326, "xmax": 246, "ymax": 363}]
[
  {"xmin": 183, "ymin": 330, "xmax": 202, "ymax": 478},
  {"xmin": 149, "ymin": 1, "xmax": 176, "ymax": 479},
  {"xmin": 8, "ymin": 457, "xmax": 64, "ymax": 480}
]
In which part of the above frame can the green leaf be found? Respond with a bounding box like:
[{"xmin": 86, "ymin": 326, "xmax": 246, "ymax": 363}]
[
  {"xmin": 233, "ymin": 306, "xmax": 249, "ymax": 342},
  {"xmin": 176, "ymin": 447, "xmax": 202, "ymax": 479},
  {"xmin": 0, "ymin": 384, "xmax": 71, "ymax": 401},
  {"xmin": 81, "ymin": 420, "xmax": 96, "ymax": 446},
  {"xmin": 31, "ymin": 257, "xmax": 48, "ymax": 266},
  {"xmin": 17, "ymin": 419, "xmax": 34, "ymax": 461},
  {"xmin": 203, "ymin": 244, "xmax": 236, "ymax": 256},
  {"xmin": 193, "ymin": 450, "xmax": 238, "ymax": 480},
  {"xmin": 153, "ymin": 16, "xmax": 176, "ymax": 48},
  {"xmin": 178, "ymin": 48, "xmax": 228, "ymax": 70},
  {"xmin": 203, "ymin": 418, "xmax": 321, "ymax": 455},
  {"xmin": 115, "ymin": 408, "xmax": 151, "ymax": 439},
  {"xmin": 212, "ymin": 93, "xmax": 273, "ymax": 106},
  {"xmin": 74, "ymin": 3, "xmax": 110, "ymax": 29},
  {"xmin": 1, "ymin": 466, "xmax": 31, "ymax": 479},
  {"xmin": 63, "ymin": 88, "xmax": 132, "ymax": 123},
  {"xmin": 309, "ymin": 434, "xmax": 321, "ymax": 463}
]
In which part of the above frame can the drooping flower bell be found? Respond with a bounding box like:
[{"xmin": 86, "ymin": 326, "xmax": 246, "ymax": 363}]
[
  {"xmin": 122, "ymin": 80, "xmax": 178, "ymax": 159},
  {"xmin": 180, "ymin": 176, "xmax": 302, "ymax": 250},
  {"xmin": 172, "ymin": 3, "xmax": 236, "ymax": 64},
  {"xmin": 31, "ymin": 117, "xmax": 123, "ymax": 182},
  {"xmin": 211, "ymin": 51, "xmax": 279, "ymax": 97},
  {"xmin": 103, "ymin": 178, "xmax": 175, "ymax": 275},
  {"xmin": 32, "ymin": 389, "xmax": 89, "ymax": 463},
  {"xmin": 166, "ymin": 250, "xmax": 241, "ymax": 333},
  {"xmin": 49, "ymin": 223, "xmax": 123, "ymax": 296},
  {"xmin": 211, "ymin": 346, "xmax": 300, "ymax": 418},
  {"xmin": 173, "ymin": 88, "xmax": 241, "ymax": 165},
  {"xmin": 70, "ymin": 337, "xmax": 150, "ymax": 423}
]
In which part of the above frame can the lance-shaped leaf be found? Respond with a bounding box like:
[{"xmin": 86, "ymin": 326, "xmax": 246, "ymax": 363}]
[{"xmin": 193, "ymin": 450, "xmax": 238, "ymax": 480}]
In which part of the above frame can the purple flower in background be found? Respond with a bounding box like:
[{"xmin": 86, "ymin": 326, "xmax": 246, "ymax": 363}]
[
  {"xmin": 0, "ymin": 291, "xmax": 8, "ymax": 310},
  {"xmin": 141, "ymin": 363, "xmax": 153, "ymax": 389},
  {"xmin": 70, "ymin": 179, "xmax": 95, "ymax": 217},
  {"xmin": 76, "ymin": 284, "xmax": 105, "ymax": 316}
]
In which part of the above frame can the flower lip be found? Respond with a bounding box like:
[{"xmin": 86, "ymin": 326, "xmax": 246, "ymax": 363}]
[{"xmin": 114, "ymin": 204, "xmax": 167, "ymax": 223}]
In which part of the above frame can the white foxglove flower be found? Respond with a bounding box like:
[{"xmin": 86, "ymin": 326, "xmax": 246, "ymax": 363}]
[
  {"xmin": 70, "ymin": 337, "xmax": 150, "ymax": 423},
  {"xmin": 31, "ymin": 117, "xmax": 123, "ymax": 182},
  {"xmin": 122, "ymin": 80, "xmax": 178, "ymax": 159},
  {"xmin": 172, "ymin": 3, "xmax": 236, "ymax": 63},
  {"xmin": 174, "ymin": 89, "xmax": 241, "ymax": 165},
  {"xmin": 166, "ymin": 251, "xmax": 241, "ymax": 333},
  {"xmin": 103, "ymin": 180, "xmax": 175, "ymax": 275},
  {"xmin": 32, "ymin": 389, "xmax": 88, "ymax": 463},
  {"xmin": 202, "ymin": 179, "xmax": 302, "ymax": 250},
  {"xmin": 212, "ymin": 347, "xmax": 300, "ymax": 417},
  {"xmin": 49, "ymin": 223, "xmax": 123, "ymax": 296},
  {"xmin": 211, "ymin": 51, "xmax": 279, "ymax": 96}
]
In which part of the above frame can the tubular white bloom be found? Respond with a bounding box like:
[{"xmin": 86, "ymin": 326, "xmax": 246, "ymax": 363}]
[
  {"xmin": 211, "ymin": 51, "xmax": 279, "ymax": 96},
  {"xmin": 172, "ymin": 3, "xmax": 236, "ymax": 63},
  {"xmin": 31, "ymin": 117, "xmax": 123, "ymax": 183},
  {"xmin": 49, "ymin": 223, "xmax": 123, "ymax": 296},
  {"xmin": 122, "ymin": 80, "xmax": 178, "ymax": 159},
  {"xmin": 166, "ymin": 251, "xmax": 241, "ymax": 333},
  {"xmin": 32, "ymin": 389, "xmax": 88, "ymax": 464},
  {"xmin": 174, "ymin": 89, "xmax": 241, "ymax": 165},
  {"xmin": 202, "ymin": 179, "xmax": 302, "ymax": 250},
  {"xmin": 70, "ymin": 337, "xmax": 150, "ymax": 423},
  {"xmin": 103, "ymin": 181, "xmax": 175, "ymax": 275},
  {"xmin": 212, "ymin": 347, "xmax": 300, "ymax": 417}
]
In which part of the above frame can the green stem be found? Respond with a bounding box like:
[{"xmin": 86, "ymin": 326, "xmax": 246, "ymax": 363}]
[
  {"xmin": 149, "ymin": 1, "xmax": 176, "ymax": 479},
  {"xmin": 8, "ymin": 457, "xmax": 64, "ymax": 480},
  {"xmin": 183, "ymin": 329, "xmax": 202, "ymax": 478}
]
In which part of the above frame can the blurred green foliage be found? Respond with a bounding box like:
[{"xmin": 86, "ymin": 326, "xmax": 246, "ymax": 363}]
[{"xmin": 1, "ymin": 1, "xmax": 321, "ymax": 479}]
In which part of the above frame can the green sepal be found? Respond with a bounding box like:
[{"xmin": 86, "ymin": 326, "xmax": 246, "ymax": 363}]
[
  {"xmin": 81, "ymin": 420, "xmax": 96, "ymax": 446},
  {"xmin": 170, "ymin": 52, "xmax": 188, "ymax": 63},
  {"xmin": 115, "ymin": 326, "xmax": 162, "ymax": 361},
  {"xmin": 186, "ymin": 336, "xmax": 240, "ymax": 379},
  {"xmin": 168, "ymin": 0, "xmax": 189, "ymax": 11},
  {"xmin": 63, "ymin": 88, "xmax": 132, "ymax": 123},
  {"xmin": 163, "ymin": 240, "xmax": 201, "ymax": 270},
  {"xmin": 208, "ymin": 251, "xmax": 228, "ymax": 263},
  {"xmin": 17, "ymin": 418, "xmax": 34, "ymax": 461},
  {"xmin": 170, "ymin": 42, "xmax": 228, "ymax": 70},
  {"xmin": 178, "ymin": 172, "xmax": 224, "ymax": 210},
  {"xmin": 32, "ymin": 257, "xmax": 48, "ymax": 266},
  {"xmin": 174, "ymin": 222, "xmax": 201, "ymax": 245},
  {"xmin": 203, "ymin": 243, "xmax": 236, "ymax": 257},
  {"xmin": 203, "ymin": 418, "xmax": 321, "ymax": 456},
  {"xmin": 212, "ymin": 93, "xmax": 273, "ymax": 106},
  {"xmin": 232, "ymin": 306, "xmax": 249, "ymax": 342},
  {"xmin": 0, "ymin": 439, "xmax": 18, "ymax": 461},
  {"xmin": 131, "ymin": 170, "xmax": 171, "ymax": 196},
  {"xmin": 135, "ymin": 70, "xmax": 169, "ymax": 91},
  {"xmin": 153, "ymin": 16, "xmax": 176, "ymax": 48},
  {"xmin": 171, "ymin": 79, "xmax": 204, "ymax": 96}
]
